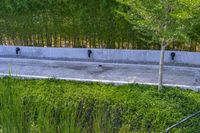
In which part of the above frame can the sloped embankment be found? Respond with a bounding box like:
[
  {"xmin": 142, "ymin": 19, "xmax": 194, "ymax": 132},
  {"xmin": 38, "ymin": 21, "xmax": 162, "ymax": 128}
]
[{"xmin": 0, "ymin": 77, "xmax": 200, "ymax": 133}]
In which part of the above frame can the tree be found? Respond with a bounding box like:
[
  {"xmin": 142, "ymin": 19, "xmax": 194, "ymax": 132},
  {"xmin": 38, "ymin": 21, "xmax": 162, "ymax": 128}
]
[
  {"xmin": 116, "ymin": 0, "xmax": 200, "ymax": 90},
  {"xmin": 0, "ymin": 0, "xmax": 137, "ymax": 48}
]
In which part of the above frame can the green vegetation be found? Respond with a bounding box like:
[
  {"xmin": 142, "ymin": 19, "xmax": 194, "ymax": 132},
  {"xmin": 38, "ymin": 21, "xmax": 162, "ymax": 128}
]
[
  {"xmin": 0, "ymin": 0, "xmax": 199, "ymax": 51},
  {"xmin": 0, "ymin": 77, "xmax": 200, "ymax": 133},
  {"xmin": 0, "ymin": 0, "xmax": 137, "ymax": 49},
  {"xmin": 116, "ymin": 0, "xmax": 200, "ymax": 89}
]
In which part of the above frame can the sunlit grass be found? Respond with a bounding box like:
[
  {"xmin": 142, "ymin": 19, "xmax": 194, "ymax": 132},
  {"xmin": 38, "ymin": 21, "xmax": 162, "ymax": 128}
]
[{"xmin": 0, "ymin": 77, "xmax": 200, "ymax": 133}]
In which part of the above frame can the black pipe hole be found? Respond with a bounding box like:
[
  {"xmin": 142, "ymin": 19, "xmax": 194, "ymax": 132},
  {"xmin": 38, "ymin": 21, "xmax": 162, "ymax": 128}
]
[
  {"xmin": 16, "ymin": 47, "xmax": 21, "ymax": 55},
  {"xmin": 171, "ymin": 52, "xmax": 176, "ymax": 61},
  {"xmin": 88, "ymin": 50, "xmax": 92, "ymax": 58}
]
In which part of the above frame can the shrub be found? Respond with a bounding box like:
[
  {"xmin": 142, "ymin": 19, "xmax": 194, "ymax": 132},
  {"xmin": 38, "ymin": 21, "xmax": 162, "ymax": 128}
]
[{"xmin": 0, "ymin": 77, "xmax": 200, "ymax": 133}]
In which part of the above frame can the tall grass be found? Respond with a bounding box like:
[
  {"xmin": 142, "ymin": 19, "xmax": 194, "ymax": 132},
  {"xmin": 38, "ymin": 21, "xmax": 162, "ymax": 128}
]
[{"xmin": 0, "ymin": 77, "xmax": 200, "ymax": 132}]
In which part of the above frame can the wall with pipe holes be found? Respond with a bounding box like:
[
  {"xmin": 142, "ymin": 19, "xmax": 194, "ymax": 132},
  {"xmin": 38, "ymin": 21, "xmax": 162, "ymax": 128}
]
[{"xmin": 0, "ymin": 45, "xmax": 199, "ymax": 65}]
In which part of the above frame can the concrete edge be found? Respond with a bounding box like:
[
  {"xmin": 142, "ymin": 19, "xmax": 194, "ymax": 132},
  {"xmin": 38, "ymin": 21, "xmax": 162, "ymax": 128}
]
[
  {"xmin": 0, "ymin": 57, "xmax": 199, "ymax": 72},
  {"xmin": 0, "ymin": 73, "xmax": 199, "ymax": 92}
]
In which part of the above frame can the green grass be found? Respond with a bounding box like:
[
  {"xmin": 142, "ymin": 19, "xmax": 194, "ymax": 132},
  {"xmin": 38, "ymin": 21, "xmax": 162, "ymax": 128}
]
[{"xmin": 0, "ymin": 77, "xmax": 200, "ymax": 133}]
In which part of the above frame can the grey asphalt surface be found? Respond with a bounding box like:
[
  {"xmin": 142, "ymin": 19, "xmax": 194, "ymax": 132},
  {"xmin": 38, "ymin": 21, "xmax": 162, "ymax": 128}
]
[{"xmin": 0, "ymin": 57, "xmax": 200, "ymax": 90}]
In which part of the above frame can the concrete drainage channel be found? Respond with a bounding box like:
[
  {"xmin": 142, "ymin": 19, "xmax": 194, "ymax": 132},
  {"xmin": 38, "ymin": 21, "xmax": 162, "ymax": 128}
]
[{"xmin": 0, "ymin": 45, "xmax": 200, "ymax": 91}]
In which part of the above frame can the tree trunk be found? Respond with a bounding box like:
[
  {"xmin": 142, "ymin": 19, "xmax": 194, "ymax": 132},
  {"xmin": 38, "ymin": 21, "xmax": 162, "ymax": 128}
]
[{"xmin": 158, "ymin": 41, "xmax": 166, "ymax": 90}]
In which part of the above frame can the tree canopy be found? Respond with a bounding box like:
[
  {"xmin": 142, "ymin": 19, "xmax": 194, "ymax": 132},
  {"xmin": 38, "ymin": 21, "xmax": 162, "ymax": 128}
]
[{"xmin": 116, "ymin": 0, "xmax": 200, "ymax": 45}]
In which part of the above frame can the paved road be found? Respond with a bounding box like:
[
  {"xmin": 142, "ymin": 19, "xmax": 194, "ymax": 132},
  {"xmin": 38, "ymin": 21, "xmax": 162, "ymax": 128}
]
[{"xmin": 0, "ymin": 57, "xmax": 200, "ymax": 90}]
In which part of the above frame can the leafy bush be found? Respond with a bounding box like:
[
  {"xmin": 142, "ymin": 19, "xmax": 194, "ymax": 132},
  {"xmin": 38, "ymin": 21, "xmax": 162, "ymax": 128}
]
[{"xmin": 0, "ymin": 77, "xmax": 200, "ymax": 133}]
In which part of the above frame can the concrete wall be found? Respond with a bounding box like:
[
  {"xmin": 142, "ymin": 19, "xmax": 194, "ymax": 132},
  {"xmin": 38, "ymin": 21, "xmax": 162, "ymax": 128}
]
[{"xmin": 0, "ymin": 45, "xmax": 199, "ymax": 65}]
